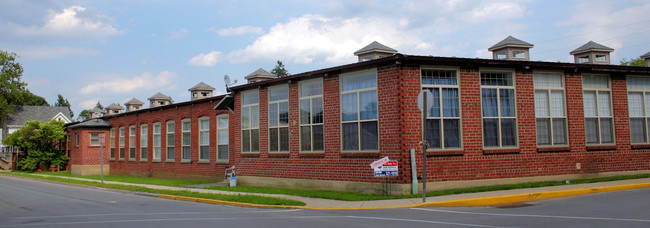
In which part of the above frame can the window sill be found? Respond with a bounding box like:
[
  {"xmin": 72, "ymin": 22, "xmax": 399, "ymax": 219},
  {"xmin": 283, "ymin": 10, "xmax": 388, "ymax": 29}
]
[
  {"xmin": 341, "ymin": 151, "xmax": 381, "ymax": 158},
  {"xmin": 537, "ymin": 147, "xmax": 571, "ymax": 153},
  {"xmin": 426, "ymin": 150, "xmax": 464, "ymax": 156},
  {"xmin": 631, "ymin": 144, "xmax": 650, "ymax": 150},
  {"xmin": 165, "ymin": 160, "xmax": 175, "ymax": 163},
  {"xmin": 586, "ymin": 145, "xmax": 617, "ymax": 151},
  {"xmin": 140, "ymin": 159, "xmax": 148, "ymax": 163},
  {"xmin": 128, "ymin": 159, "xmax": 135, "ymax": 162},
  {"xmin": 180, "ymin": 159, "xmax": 192, "ymax": 164},
  {"xmin": 197, "ymin": 160, "xmax": 210, "ymax": 164},
  {"xmin": 299, "ymin": 152, "xmax": 325, "ymax": 158},
  {"xmin": 268, "ymin": 152, "xmax": 290, "ymax": 158},
  {"xmin": 152, "ymin": 159, "xmax": 161, "ymax": 163},
  {"xmin": 216, "ymin": 160, "xmax": 229, "ymax": 164},
  {"xmin": 482, "ymin": 148, "xmax": 520, "ymax": 155},
  {"xmin": 241, "ymin": 153, "xmax": 260, "ymax": 157},
  {"xmin": 118, "ymin": 158, "xmax": 125, "ymax": 161},
  {"xmin": 109, "ymin": 158, "xmax": 115, "ymax": 161}
]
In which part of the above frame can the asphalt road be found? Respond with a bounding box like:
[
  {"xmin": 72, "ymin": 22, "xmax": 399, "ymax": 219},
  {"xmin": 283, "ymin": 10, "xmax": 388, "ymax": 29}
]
[{"xmin": 1, "ymin": 175, "xmax": 649, "ymax": 228}]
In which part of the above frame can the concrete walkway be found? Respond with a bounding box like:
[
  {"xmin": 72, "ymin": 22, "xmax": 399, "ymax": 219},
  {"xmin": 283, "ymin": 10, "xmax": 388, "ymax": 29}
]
[{"xmin": 22, "ymin": 174, "xmax": 650, "ymax": 209}]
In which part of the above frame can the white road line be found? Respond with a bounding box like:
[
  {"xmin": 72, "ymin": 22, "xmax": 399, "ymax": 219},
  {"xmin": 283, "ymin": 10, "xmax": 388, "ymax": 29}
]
[
  {"xmin": 15, "ymin": 209, "xmax": 302, "ymax": 219},
  {"xmin": 412, "ymin": 208, "xmax": 650, "ymax": 223},
  {"xmin": 345, "ymin": 216, "xmax": 504, "ymax": 227}
]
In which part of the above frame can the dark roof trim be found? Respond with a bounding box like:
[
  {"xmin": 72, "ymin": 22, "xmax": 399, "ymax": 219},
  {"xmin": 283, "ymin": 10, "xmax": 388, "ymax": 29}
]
[
  {"xmin": 101, "ymin": 94, "xmax": 228, "ymax": 119},
  {"xmin": 68, "ymin": 118, "xmax": 111, "ymax": 129},
  {"xmin": 214, "ymin": 95, "xmax": 234, "ymax": 114}
]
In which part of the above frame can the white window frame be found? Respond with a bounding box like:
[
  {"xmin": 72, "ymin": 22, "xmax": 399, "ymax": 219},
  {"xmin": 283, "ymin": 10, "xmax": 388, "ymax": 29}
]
[
  {"xmin": 140, "ymin": 124, "xmax": 148, "ymax": 161},
  {"xmin": 420, "ymin": 67, "xmax": 463, "ymax": 150},
  {"xmin": 513, "ymin": 50, "xmax": 526, "ymax": 59},
  {"xmin": 90, "ymin": 133, "xmax": 101, "ymax": 146},
  {"xmin": 153, "ymin": 122, "xmax": 161, "ymax": 160},
  {"xmin": 582, "ymin": 74, "xmax": 615, "ymax": 145},
  {"xmin": 181, "ymin": 118, "xmax": 191, "ymax": 161},
  {"xmin": 217, "ymin": 114, "xmax": 229, "ymax": 162},
  {"xmin": 118, "ymin": 127, "xmax": 125, "ymax": 160},
  {"xmin": 199, "ymin": 116, "xmax": 210, "ymax": 161},
  {"xmin": 129, "ymin": 125, "xmax": 136, "ymax": 161},
  {"xmin": 241, "ymin": 90, "xmax": 260, "ymax": 153},
  {"xmin": 110, "ymin": 128, "xmax": 115, "ymax": 160},
  {"xmin": 480, "ymin": 69, "xmax": 518, "ymax": 148},
  {"xmin": 76, "ymin": 133, "xmax": 79, "ymax": 147},
  {"xmin": 299, "ymin": 78, "xmax": 324, "ymax": 152},
  {"xmin": 533, "ymin": 72, "xmax": 568, "ymax": 147},
  {"xmin": 340, "ymin": 69, "xmax": 379, "ymax": 152},
  {"xmin": 166, "ymin": 120, "xmax": 175, "ymax": 162},
  {"xmin": 268, "ymin": 85, "xmax": 290, "ymax": 153},
  {"xmin": 627, "ymin": 76, "xmax": 650, "ymax": 144}
]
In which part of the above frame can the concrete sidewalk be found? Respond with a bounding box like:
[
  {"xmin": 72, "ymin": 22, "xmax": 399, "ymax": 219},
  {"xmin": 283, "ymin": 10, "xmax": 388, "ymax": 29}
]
[{"xmin": 22, "ymin": 174, "xmax": 650, "ymax": 209}]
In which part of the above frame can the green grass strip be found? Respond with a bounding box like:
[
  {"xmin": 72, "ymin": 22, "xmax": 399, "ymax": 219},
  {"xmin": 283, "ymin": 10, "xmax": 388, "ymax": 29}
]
[
  {"xmin": 1, "ymin": 172, "xmax": 305, "ymax": 206},
  {"xmin": 19, "ymin": 171, "xmax": 212, "ymax": 187}
]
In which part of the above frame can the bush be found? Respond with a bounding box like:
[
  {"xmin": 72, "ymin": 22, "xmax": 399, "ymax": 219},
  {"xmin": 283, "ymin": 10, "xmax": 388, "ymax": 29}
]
[{"xmin": 2, "ymin": 120, "xmax": 68, "ymax": 171}]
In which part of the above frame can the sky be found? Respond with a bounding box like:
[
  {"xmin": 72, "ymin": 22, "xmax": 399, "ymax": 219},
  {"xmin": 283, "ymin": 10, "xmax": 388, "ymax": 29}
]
[{"xmin": 1, "ymin": 0, "xmax": 649, "ymax": 118}]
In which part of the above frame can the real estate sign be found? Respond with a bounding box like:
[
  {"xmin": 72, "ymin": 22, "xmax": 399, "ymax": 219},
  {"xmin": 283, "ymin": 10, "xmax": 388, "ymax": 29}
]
[{"xmin": 374, "ymin": 160, "xmax": 398, "ymax": 177}]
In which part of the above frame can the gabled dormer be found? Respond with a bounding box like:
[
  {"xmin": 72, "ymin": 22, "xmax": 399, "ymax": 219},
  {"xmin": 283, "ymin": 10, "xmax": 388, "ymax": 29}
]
[
  {"xmin": 353, "ymin": 41, "xmax": 397, "ymax": 62},
  {"xmin": 189, "ymin": 82, "xmax": 216, "ymax": 100},
  {"xmin": 570, "ymin": 41, "xmax": 614, "ymax": 64},
  {"xmin": 488, "ymin": 36, "xmax": 534, "ymax": 61},
  {"xmin": 88, "ymin": 107, "xmax": 105, "ymax": 119},
  {"xmin": 52, "ymin": 112, "xmax": 72, "ymax": 123},
  {"xmin": 105, "ymin": 103, "xmax": 124, "ymax": 115},
  {"xmin": 124, "ymin": 98, "xmax": 144, "ymax": 112},
  {"xmin": 148, "ymin": 92, "xmax": 172, "ymax": 108},
  {"xmin": 245, "ymin": 68, "xmax": 277, "ymax": 84}
]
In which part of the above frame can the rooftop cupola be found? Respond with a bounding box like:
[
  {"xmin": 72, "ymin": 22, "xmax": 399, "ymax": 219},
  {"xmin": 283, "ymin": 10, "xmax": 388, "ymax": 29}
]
[
  {"xmin": 189, "ymin": 82, "xmax": 216, "ymax": 100},
  {"xmin": 641, "ymin": 51, "xmax": 650, "ymax": 67},
  {"xmin": 353, "ymin": 41, "xmax": 397, "ymax": 62},
  {"xmin": 245, "ymin": 68, "xmax": 277, "ymax": 84},
  {"xmin": 570, "ymin": 41, "xmax": 614, "ymax": 64},
  {"xmin": 148, "ymin": 92, "xmax": 172, "ymax": 108},
  {"xmin": 105, "ymin": 103, "xmax": 124, "ymax": 115},
  {"xmin": 488, "ymin": 36, "xmax": 534, "ymax": 61},
  {"xmin": 124, "ymin": 98, "xmax": 144, "ymax": 111},
  {"xmin": 88, "ymin": 107, "xmax": 106, "ymax": 119}
]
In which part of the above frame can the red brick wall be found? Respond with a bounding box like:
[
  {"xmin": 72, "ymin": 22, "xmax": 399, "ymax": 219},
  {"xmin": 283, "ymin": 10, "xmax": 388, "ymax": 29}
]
[{"xmin": 67, "ymin": 128, "xmax": 110, "ymax": 166}]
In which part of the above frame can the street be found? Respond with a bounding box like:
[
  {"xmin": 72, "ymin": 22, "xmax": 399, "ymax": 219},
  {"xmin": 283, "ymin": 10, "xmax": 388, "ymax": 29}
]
[{"xmin": 1, "ymin": 175, "xmax": 649, "ymax": 228}]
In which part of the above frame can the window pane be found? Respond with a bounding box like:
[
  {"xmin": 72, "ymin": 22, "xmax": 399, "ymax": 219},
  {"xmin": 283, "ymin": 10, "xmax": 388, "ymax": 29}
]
[
  {"xmin": 582, "ymin": 75, "xmax": 609, "ymax": 89},
  {"xmin": 313, "ymin": 125, "xmax": 324, "ymax": 151},
  {"xmin": 500, "ymin": 89, "xmax": 516, "ymax": 117},
  {"xmin": 301, "ymin": 81, "xmax": 323, "ymax": 97},
  {"xmin": 552, "ymin": 119, "xmax": 567, "ymax": 145},
  {"xmin": 218, "ymin": 129, "xmax": 228, "ymax": 144},
  {"xmin": 200, "ymin": 146, "xmax": 209, "ymax": 160},
  {"xmin": 300, "ymin": 126, "xmax": 311, "ymax": 151},
  {"xmin": 154, "ymin": 135, "xmax": 161, "ymax": 147},
  {"xmin": 425, "ymin": 119, "xmax": 441, "ymax": 148},
  {"xmin": 200, "ymin": 131, "xmax": 209, "ymax": 145},
  {"xmin": 628, "ymin": 76, "xmax": 650, "ymax": 90},
  {"xmin": 361, "ymin": 121, "xmax": 378, "ymax": 150},
  {"xmin": 598, "ymin": 91, "xmax": 611, "ymax": 117},
  {"xmin": 300, "ymin": 99, "xmax": 310, "ymax": 124},
  {"xmin": 218, "ymin": 118, "xmax": 228, "ymax": 128},
  {"xmin": 242, "ymin": 91, "xmax": 259, "ymax": 105},
  {"xmin": 600, "ymin": 118, "xmax": 613, "ymax": 143},
  {"xmin": 280, "ymin": 127, "xmax": 289, "ymax": 151},
  {"xmin": 269, "ymin": 87, "xmax": 289, "ymax": 101},
  {"xmin": 200, "ymin": 119, "xmax": 209, "ymax": 130},
  {"xmin": 645, "ymin": 93, "xmax": 650, "ymax": 116},
  {"xmin": 421, "ymin": 69, "xmax": 457, "ymax": 85},
  {"xmin": 443, "ymin": 119, "xmax": 461, "ymax": 148},
  {"xmin": 427, "ymin": 88, "xmax": 441, "ymax": 117},
  {"xmin": 629, "ymin": 93, "xmax": 644, "ymax": 117},
  {"xmin": 536, "ymin": 118, "xmax": 551, "ymax": 145},
  {"xmin": 167, "ymin": 147, "xmax": 175, "ymax": 160},
  {"xmin": 141, "ymin": 148, "xmax": 147, "ymax": 159},
  {"xmin": 342, "ymin": 72, "xmax": 376, "ymax": 91},
  {"xmin": 242, "ymin": 131, "xmax": 250, "ymax": 152},
  {"xmin": 482, "ymin": 88, "xmax": 498, "ymax": 117},
  {"xmin": 279, "ymin": 102, "xmax": 289, "ymax": 125},
  {"xmin": 481, "ymin": 72, "xmax": 512, "ymax": 86},
  {"xmin": 550, "ymin": 91, "xmax": 565, "ymax": 117},
  {"xmin": 342, "ymin": 93, "xmax": 358, "ymax": 121},
  {"xmin": 483, "ymin": 119, "xmax": 499, "ymax": 147},
  {"xmin": 167, "ymin": 122, "xmax": 175, "ymax": 133},
  {"xmin": 251, "ymin": 106, "xmax": 259, "ymax": 128},
  {"xmin": 167, "ymin": 134, "xmax": 175, "ymax": 146},
  {"xmin": 182, "ymin": 147, "xmax": 191, "ymax": 159},
  {"xmin": 585, "ymin": 118, "xmax": 599, "ymax": 143},
  {"xmin": 269, "ymin": 128, "xmax": 278, "ymax": 151},
  {"xmin": 535, "ymin": 90, "xmax": 550, "ymax": 117},
  {"xmin": 241, "ymin": 106, "xmax": 250, "ymax": 128},
  {"xmin": 534, "ymin": 73, "xmax": 562, "ymax": 88},
  {"xmin": 501, "ymin": 119, "xmax": 517, "ymax": 146},
  {"xmin": 442, "ymin": 88, "xmax": 459, "ymax": 117},
  {"xmin": 218, "ymin": 145, "xmax": 229, "ymax": 160},
  {"xmin": 129, "ymin": 148, "xmax": 135, "ymax": 159},
  {"xmin": 312, "ymin": 97, "xmax": 323, "ymax": 124},
  {"xmin": 359, "ymin": 90, "xmax": 377, "ymax": 120},
  {"xmin": 251, "ymin": 129, "xmax": 259, "ymax": 152},
  {"xmin": 268, "ymin": 103, "xmax": 278, "ymax": 127},
  {"xmin": 583, "ymin": 91, "xmax": 597, "ymax": 117},
  {"xmin": 343, "ymin": 123, "xmax": 359, "ymax": 150},
  {"xmin": 182, "ymin": 132, "xmax": 191, "ymax": 145}
]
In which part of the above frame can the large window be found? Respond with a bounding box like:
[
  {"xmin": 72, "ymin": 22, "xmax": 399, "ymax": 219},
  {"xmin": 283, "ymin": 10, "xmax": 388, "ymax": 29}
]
[
  {"xmin": 199, "ymin": 117, "xmax": 210, "ymax": 160},
  {"xmin": 153, "ymin": 122, "xmax": 161, "ymax": 160},
  {"xmin": 341, "ymin": 70, "xmax": 379, "ymax": 151},
  {"xmin": 534, "ymin": 73, "xmax": 568, "ymax": 146},
  {"xmin": 182, "ymin": 118, "xmax": 191, "ymax": 160},
  {"xmin": 166, "ymin": 121, "xmax": 175, "ymax": 161},
  {"xmin": 119, "ymin": 127, "xmax": 125, "ymax": 160},
  {"xmin": 627, "ymin": 76, "xmax": 650, "ymax": 143},
  {"xmin": 90, "ymin": 133, "xmax": 101, "ymax": 146},
  {"xmin": 583, "ymin": 75, "xmax": 614, "ymax": 144},
  {"xmin": 421, "ymin": 69, "xmax": 461, "ymax": 149},
  {"xmin": 269, "ymin": 86, "xmax": 289, "ymax": 152},
  {"xmin": 241, "ymin": 91, "xmax": 259, "ymax": 153},
  {"xmin": 110, "ymin": 128, "xmax": 115, "ymax": 159},
  {"xmin": 481, "ymin": 71, "xmax": 517, "ymax": 148},
  {"xmin": 217, "ymin": 115, "xmax": 229, "ymax": 161},
  {"xmin": 140, "ymin": 124, "xmax": 148, "ymax": 161},
  {"xmin": 300, "ymin": 79, "xmax": 324, "ymax": 152},
  {"xmin": 129, "ymin": 125, "xmax": 136, "ymax": 161}
]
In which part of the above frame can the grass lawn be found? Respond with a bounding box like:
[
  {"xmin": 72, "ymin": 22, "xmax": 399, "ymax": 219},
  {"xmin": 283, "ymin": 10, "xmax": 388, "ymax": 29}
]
[
  {"xmin": 25, "ymin": 171, "xmax": 213, "ymax": 187},
  {"xmin": 1, "ymin": 172, "xmax": 305, "ymax": 206}
]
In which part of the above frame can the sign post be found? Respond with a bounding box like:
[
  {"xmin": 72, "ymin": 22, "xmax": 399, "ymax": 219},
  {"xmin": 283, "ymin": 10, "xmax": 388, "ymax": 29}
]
[
  {"xmin": 98, "ymin": 133, "xmax": 105, "ymax": 184},
  {"xmin": 417, "ymin": 89, "xmax": 433, "ymax": 203}
]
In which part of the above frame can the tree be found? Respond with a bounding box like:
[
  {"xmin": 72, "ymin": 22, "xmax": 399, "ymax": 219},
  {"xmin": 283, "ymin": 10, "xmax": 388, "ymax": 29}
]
[
  {"xmin": 22, "ymin": 89, "xmax": 49, "ymax": 106},
  {"xmin": 270, "ymin": 60, "xmax": 290, "ymax": 77},
  {"xmin": 78, "ymin": 110, "xmax": 90, "ymax": 121},
  {"xmin": 55, "ymin": 94, "xmax": 73, "ymax": 118},
  {"xmin": 95, "ymin": 102, "xmax": 104, "ymax": 110},
  {"xmin": 620, "ymin": 57, "xmax": 646, "ymax": 67},
  {"xmin": 2, "ymin": 120, "xmax": 68, "ymax": 171},
  {"xmin": 0, "ymin": 50, "xmax": 27, "ymax": 122}
]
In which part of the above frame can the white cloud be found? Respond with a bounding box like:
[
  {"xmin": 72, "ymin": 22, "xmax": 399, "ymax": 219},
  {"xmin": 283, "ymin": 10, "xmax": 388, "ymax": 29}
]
[
  {"xmin": 211, "ymin": 26, "xmax": 264, "ymax": 36},
  {"xmin": 188, "ymin": 51, "xmax": 222, "ymax": 66},
  {"xmin": 168, "ymin": 28, "xmax": 189, "ymax": 40},
  {"xmin": 80, "ymin": 97, "xmax": 101, "ymax": 109},
  {"xmin": 79, "ymin": 71, "xmax": 178, "ymax": 95},
  {"xmin": 7, "ymin": 5, "xmax": 124, "ymax": 40},
  {"xmin": 18, "ymin": 46, "xmax": 100, "ymax": 59}
]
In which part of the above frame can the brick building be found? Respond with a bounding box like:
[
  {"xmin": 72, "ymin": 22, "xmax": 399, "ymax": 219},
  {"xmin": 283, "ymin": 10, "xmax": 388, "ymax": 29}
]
[{"xmin": 67, "ymin": 38, "xmax": 650, "ymax": 194}]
